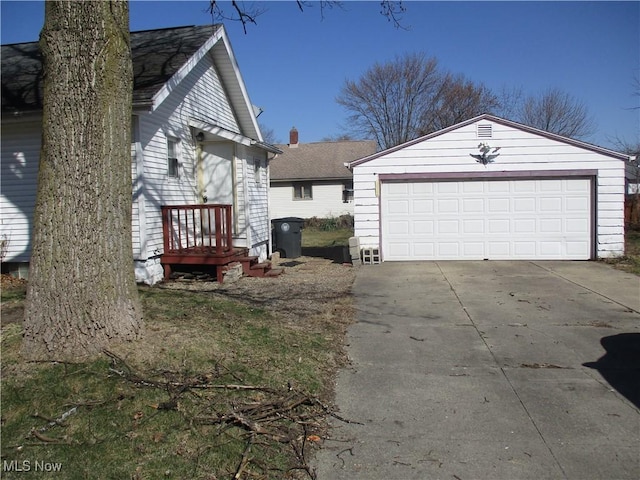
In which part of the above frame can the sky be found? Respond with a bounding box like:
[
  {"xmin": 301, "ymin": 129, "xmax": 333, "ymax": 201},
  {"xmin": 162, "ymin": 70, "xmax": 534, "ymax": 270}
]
[{"xmin": 1, "ymin": 1, "xmax": 638, "ymax": 149}]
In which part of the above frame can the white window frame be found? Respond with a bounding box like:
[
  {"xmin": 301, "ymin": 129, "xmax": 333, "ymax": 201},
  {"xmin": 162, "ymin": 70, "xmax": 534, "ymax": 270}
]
[
  {"xmin": 293, "ymin": 182, "xmax": 313, "ymax": 200},
  {"xmin": 167, "ymin": 137, "xmax": 180, "ymax": 178},
  {"xmin": 254, "ymin": 158, "xmax": 263, "ymax": 186}
]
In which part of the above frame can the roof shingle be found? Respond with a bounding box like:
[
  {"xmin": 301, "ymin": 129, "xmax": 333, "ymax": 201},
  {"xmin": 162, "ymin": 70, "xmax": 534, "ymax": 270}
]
[
  {"xmin": 270, "ymin": 140, "xmax": 377, "ymax": 181},
  {"xmin": 1, "ymin": 24, "xmax": 220, "ymax": 113}
]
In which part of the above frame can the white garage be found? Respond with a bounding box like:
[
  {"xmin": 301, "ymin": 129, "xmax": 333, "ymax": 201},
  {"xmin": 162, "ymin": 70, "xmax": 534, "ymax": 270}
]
[{"xmin": 350, "ymin": 115, "xmax": 630, "ymax": 261}]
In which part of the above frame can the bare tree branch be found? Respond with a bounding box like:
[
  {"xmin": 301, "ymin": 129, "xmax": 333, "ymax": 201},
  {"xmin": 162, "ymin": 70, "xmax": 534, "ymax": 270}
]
[{"xmin": 517, "ymin": 87, "xmax": 596, "ymax": 139}]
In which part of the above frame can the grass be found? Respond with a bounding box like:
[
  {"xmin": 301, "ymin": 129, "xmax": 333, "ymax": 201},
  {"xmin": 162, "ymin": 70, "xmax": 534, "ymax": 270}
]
[
  {"xmin": 1, "ymin": 285, "xmax": 345, "ymax": 479},
  {"xmin": 603, "ymin": 228, "xmax": 640, "ymax": 275},
  {"xmin": 301, "ymin": 227, "xmax": 353, "ymax": 248},
  {"xmin": 301, "ymin": 216, "xmax": 354, "ymax": 248}
]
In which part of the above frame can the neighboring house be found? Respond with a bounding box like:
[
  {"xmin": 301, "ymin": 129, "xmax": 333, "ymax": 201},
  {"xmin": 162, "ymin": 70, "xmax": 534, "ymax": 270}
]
[
  {"xmin": 270, "ymin": 128, "xmax": 377, "ymax": 219},
  {"xmin": 1, "ymin": 24, "xmax": 280, "ymax": 284},
  {"xmin": 349, "ymin": 114, "xmax": 632, "ymax": 261}
]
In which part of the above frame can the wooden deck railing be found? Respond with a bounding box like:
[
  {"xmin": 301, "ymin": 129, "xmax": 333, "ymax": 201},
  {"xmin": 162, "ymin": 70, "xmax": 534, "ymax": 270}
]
[{"xmin": 161, "ymin": 204, "xmax": 233, "ymax": 255}]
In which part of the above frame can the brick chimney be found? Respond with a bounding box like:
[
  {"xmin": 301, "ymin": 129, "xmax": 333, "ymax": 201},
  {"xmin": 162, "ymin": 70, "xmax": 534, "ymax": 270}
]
[{"xmin": 289, "ymin": 127, "xmax": 299, "ymax": 148}]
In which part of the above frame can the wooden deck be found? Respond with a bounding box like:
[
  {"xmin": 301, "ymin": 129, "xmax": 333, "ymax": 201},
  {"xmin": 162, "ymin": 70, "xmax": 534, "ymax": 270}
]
[{"xmin": 160, "ymin": 204, "xmax": 279, "ymax": 282}]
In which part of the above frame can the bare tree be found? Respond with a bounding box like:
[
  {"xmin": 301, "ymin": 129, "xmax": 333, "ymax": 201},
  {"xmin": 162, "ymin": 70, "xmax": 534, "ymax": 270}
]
[
  {"xmin": 23, "ymin": 1, "xmax": 143, "ymax": 361},
  {"xmin": 423, "ymin": 73, "xmax": 500, "ymax": 134},
  {"xmin": 259, "ymin": 123, "xmax": 279, "ymax": 144},
  {"xmin": 208, "ymin": 0, "xmax": 407, "ymax": 31},
  {"xmin": 337, "ymin": 53, "xmax": 501, "ymax": 149},
  {"xmin": 336, "ymin": 52, "xmax": 444, "ymax": 149},
  {"xmin": 321, "ymin": 133, "xmax": 358, "ymax": 142},
  {"xmin": 517, "ymin": 87, "xmax": 596, "ymax": 139}
]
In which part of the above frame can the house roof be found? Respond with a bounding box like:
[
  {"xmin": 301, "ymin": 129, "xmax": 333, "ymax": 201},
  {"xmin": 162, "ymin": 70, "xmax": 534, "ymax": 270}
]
[
  {"xmin": 270, "ymin": 140, "xmax": 378, "ymax": 182},
  {"xmin": 2, "ymin": 25, "xmax": 218, "ymax": 113},
  {"xmin": 131, "ymin": 25, "xmax": 222, "ymax": 106},
  {"xmin": 2, "ymin": 24, "xmax": 269, "ymax": 145},
  {"xmin": 348, "ymin": 114, "xmax": 632, "ymax": 168}
]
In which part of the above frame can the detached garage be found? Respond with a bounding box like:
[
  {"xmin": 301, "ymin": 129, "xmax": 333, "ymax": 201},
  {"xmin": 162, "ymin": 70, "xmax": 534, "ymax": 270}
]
[{"xmin": 349, "ymin": 114, "xmax": 631, "ymax": 261}]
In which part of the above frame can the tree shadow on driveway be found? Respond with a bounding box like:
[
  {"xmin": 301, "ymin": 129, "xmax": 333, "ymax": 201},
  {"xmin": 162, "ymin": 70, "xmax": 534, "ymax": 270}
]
[{"xmin": 584, "ymin": 333, "xmax": 640, "ymax": 408}]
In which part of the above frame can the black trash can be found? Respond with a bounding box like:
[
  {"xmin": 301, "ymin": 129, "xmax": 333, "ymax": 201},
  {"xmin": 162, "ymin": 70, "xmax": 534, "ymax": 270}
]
[{"xmin": 272, "ymin": 217, "xmax": 304, "ymax": 258}]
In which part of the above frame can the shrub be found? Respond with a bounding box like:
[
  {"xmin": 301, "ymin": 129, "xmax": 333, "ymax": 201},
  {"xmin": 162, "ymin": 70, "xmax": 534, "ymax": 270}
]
[{"xmin": 304, "ymin": 215, "xmax": 353, "ymax": 231}]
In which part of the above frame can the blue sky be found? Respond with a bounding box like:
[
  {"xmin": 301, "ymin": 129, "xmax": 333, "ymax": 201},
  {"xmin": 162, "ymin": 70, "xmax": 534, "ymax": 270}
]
[{"xmin": 1, "ymin": 1, "xmax": 638, "ymax": 149}]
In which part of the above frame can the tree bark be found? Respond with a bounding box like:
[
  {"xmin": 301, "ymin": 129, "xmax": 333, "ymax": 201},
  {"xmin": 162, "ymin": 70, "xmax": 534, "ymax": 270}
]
[{"xmin": 22, "ymin": 1, "xmax": 143, "ymax": 361}]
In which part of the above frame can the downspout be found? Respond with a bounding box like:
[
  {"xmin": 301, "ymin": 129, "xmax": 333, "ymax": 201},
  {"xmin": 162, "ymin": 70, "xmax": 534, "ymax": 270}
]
[{"xmin": 267, "ymin": 152, "xmax": 279, "ymax": 256}]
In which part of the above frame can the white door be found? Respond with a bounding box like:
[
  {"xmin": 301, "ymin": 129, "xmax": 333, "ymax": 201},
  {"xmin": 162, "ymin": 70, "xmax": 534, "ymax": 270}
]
[
  {"xmin": 200, "ymin": 143, "xmax": 233, "ymax": 205},
  {"xmin": 199, "ymin": 143, "xmax": 234, "ymax": 236},
  {"xmin": 381, "ymin": 178, "xmax": 592, "ymax": 260}
]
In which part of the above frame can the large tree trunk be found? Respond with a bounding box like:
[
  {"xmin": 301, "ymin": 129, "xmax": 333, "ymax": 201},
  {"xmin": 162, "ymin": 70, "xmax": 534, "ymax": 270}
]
[{"xmin": 22, "ymin": 1, "xmax": 143, "ymax": 361}]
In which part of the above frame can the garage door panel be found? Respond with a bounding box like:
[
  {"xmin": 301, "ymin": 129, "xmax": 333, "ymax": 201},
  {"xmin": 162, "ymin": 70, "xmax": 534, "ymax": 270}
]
[
  {"xmin": 438, "ymin": 220, "xmax": 459, "ymax": 234},
  {"xmin": 488, "ymin": 242, "xmax": 510, "ymax": 256},
  {"xmin": 540, "ymin": 180, "xmax": 563, "ymax": 192},
  {"xmin": 413, "ymin": 199, "xmax": 434, "ymax": 213},
  {"xmin": 413, "ymin": 220, "xmax": 434, "ymax": 234},
  {"xmin": 489, "ymin": 198, "xmax": 510, "ymax": 212},
  {"xmin": 387, "ymin": 199, "xmax": 409, "ymax": 214},
  {"xmin": 513, "ymin": 181, "xmax": 536, "ymax": 192},
  {"xmin": 566, "ymin": 218, "xmax": 589, "ymax": 233},
  {"xmin": 438, "ymin": 199, "xmax": 459, "ymax": 213},
  {"xmin": 567, "ymin": 241, "xmax": 589, "ymax": 256},
  {"xmin": 413, "ymin": 242, "xmax": 434, "ymax": 256},
  {"xmin": 387, "ymin": 183, "xmax": 410, "ymax": 195},
  {"xmin": 514, "ymin": 197, "xmax": 536, "ymax": 212},
  {"xmin": 388, "ymin": 220, "xmax": 409, "ymax": 235},
  {"xmin": 540, "ymin": 218, "xmax": 562, "ymax": 233},
  {"xmin": 540, "ymin": 197, "xmax": 562, "ymax": 212},
  {"xmin": 412, "ymin": 182, "xmax": 433, "ymax": 194},
  {"xmin": 382, "ymin": 178, "xmax": 591, "ymax": 261},
  {"xmin": 463, "ymin": 242, "xmax": 484, "ymax": 256},
  {"xmin": 566, "ymin": 197, "xmax": 589, "ymax": 211},
  {"xmin": 488, "ymin": 219, "xmax": 510, "ymax": 234},
  {"xmin": 488, "ymin": 182, "xmax": 511, "ymax": 193},
  {"xmin": 463, "ymin": 219, "xmax": 484, "ymax": 234},
  {"xmin": 438, "ymin": 243, "xmax": 460, "ymax": 257},
  {"xmin": 437, "ymin": 183, "xmax": 459, "ymax": 194}
]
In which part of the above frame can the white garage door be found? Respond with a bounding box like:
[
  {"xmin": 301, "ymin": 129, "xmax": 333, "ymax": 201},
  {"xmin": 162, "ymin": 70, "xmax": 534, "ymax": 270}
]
[{"xmin": 381, "ymin": 178, "xmax": 592, "ymax": 260}]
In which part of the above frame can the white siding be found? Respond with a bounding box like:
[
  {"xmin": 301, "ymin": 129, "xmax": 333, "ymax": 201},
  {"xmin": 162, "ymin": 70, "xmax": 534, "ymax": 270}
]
[
  {"xmin": 1, "ymin": 31, "xmax": 269, "ymax": 283},
  {"xmin": 270, "ymin": 182, "xmax": 353, "ymax": 219},
  {"xmin": 353, "ymin": 119, "xmax": 626, "ymax": 258},
  {"xmin": 0, "ymin": 119, "xmax": 41, "ymax": 262},
  {"xmin": 136, "ymin": 51, "xmax": 241, "ymax": 259},
  {"xmin": 245, "ymin": 147, "xmax": 270, "ymax": 261}
]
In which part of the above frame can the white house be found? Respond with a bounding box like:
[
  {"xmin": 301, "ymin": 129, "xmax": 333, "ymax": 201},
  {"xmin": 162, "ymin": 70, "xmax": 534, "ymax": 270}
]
[
  {"xmin": 1, "ymin": 24, "xmax": 280, "ymax": 284},
  {"xmin": 269, "ymin": 128, "xmax": 377, "ymax": 219},
  {"xmin": 349, "ymin": 114, "xmax": 632, "ymax": 261}
]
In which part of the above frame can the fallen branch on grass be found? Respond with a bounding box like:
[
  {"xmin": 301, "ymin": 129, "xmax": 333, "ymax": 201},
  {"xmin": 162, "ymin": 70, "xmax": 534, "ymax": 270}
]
[{"xmin": 102, "ymin": 348, "xmax": 358, "ymax": 479}]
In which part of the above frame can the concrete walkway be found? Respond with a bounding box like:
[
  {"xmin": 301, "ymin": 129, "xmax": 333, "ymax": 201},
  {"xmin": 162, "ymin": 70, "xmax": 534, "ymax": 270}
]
[{"xmin": 314, "ymin": 261, "xmax": 640, "ymax": 480}]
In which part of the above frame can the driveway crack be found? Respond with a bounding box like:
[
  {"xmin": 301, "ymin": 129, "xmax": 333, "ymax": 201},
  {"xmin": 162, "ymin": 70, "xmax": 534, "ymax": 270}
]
[{"xmin": 435, "ymin": 262, "xmax": 570, "ymax": 480}]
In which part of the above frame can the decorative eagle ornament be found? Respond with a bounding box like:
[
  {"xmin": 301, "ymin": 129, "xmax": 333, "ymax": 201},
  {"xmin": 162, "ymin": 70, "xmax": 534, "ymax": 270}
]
[{"xmin": 470, "ymin": 143, "xmax": 501, "ymax": 165}]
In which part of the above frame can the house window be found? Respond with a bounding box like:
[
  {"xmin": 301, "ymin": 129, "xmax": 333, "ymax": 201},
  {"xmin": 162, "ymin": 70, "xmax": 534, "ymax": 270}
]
[
  {"xmin": 293, "ymin": 182, "xmax": 313, "ymax": 200},
  {"xmin": 343, "ymin": 182, "xmax": 354, "ymax": 203},
  {"xmin": 167, "ymin": 137, "xmax": 180, "ymax": 177},
  {"xmin": 254, "ymin": 158, "xmax": 262, "ymax": 185}
]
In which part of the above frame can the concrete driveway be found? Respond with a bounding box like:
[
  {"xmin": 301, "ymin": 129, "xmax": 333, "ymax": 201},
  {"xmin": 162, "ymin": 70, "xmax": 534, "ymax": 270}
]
[{"xmin": 314, "ymin": 261, "xmax": 640, "ymax": 480}]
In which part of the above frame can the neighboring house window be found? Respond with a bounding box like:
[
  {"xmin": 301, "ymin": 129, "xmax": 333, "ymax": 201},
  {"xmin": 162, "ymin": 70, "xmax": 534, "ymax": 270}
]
[
  {"xmin": 167, "ymin": 137, "xmax": 180, "ymax": 178},
  {"xmin": 343, "ymin": 181, "xmax": 354, "ymax": 203},
  {"xmin": 293, "ymin": 182, "xmax": 313, "ymax": 200}
]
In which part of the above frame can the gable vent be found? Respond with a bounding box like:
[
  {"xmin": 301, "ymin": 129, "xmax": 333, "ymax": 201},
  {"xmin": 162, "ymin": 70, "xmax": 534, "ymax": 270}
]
[{"xmin": 477, "ymin": 124, "xmax": 493, "ymax": 138}]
